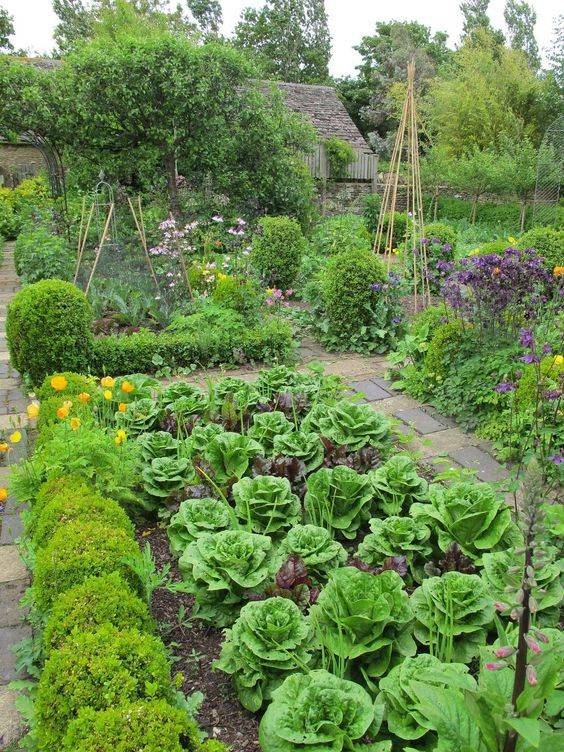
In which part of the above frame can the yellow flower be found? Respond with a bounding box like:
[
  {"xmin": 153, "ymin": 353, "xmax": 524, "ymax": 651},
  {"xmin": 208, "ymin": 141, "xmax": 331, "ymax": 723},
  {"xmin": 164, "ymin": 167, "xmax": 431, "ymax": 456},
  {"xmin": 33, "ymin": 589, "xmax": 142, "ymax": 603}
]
[
  {"xmin": 217, "ymin": 273, "xmax": 228, "ymax": 282},
  {"xmin": 114, "ymin": 429, "xmax": 127, "ymax": 446},
  {"xmin": 100, "ymin": 376, "xmax": 116, "ymax": 389},
  {"xmin": 9, "ymin": 431, "xmax": 22, "ymax": 444},
  {"xmin": 78, "ymin": 392, "xmax": 91, "ymax": 403},
  {"xmin": 555, "ymin": 355, "xmax": 564, "ymax": 366},
  {"xmin": 554, "ymin": 266, "xmax": 564, "ymax": 277},
  {"xmin": 0, "ymin": 488, "xmax": 7, "ymax": 502},
  {"xmin": 120, "ymin": 380, "xmax": 135, "ymax": 394},
  {"xmin": 118, "ymin": 402, "xmax": 127, "ymax": 413},
  {"xmin": 63, "ymin": 400, "xmax": 73, "ymax": 410},
  {"xmin": 56, "ymin": 406, "xmax": 69, "ymax": 420},
  {"xmin": 103, "ymin": 390, "xmax": 113, "ymax": 401},
  {"xmin": 508, "ymin": 236, "xmax": 517, "ymax": 245},
  {"xmin": 70, "ymin": 417, "xmax": 81, "ymax": 431},
  {"xmin": 26, "ymin": 402, "xmax": 40, "ymax": 419},
  {"xmin": 0, "ymin": 442, "xmax": 9, "ymax": 453},
  {"xmin": 50, "ymin": 375, "xmax": 68, "ymax": 392}
]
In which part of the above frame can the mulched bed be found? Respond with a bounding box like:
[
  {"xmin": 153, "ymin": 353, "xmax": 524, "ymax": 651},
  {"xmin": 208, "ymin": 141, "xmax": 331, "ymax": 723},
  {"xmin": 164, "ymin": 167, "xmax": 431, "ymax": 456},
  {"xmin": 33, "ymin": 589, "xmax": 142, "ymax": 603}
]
[{"xmin": 136, "ymin": 522, "xmax": 261, "ymax": 751}]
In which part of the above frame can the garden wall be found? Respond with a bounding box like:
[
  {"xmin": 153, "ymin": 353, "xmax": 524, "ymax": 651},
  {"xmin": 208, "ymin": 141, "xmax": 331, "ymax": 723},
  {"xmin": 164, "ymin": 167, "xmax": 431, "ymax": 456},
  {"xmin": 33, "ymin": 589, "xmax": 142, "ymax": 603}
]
[
  {"xmin": 0, "ymin": 143, "xmax": 47, "ymax": 187},
  {"xmin": 318, "ymin": 180, "xmax": 373, "ymax": 216}
]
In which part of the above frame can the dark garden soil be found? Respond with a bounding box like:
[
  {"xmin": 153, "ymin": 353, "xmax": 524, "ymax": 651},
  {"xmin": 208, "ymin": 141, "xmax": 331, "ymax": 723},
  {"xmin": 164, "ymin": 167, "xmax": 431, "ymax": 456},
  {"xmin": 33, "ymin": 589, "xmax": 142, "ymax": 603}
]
[{"xmin": 135, "ymin": 522, "xmax": 261, "ymax": 751}]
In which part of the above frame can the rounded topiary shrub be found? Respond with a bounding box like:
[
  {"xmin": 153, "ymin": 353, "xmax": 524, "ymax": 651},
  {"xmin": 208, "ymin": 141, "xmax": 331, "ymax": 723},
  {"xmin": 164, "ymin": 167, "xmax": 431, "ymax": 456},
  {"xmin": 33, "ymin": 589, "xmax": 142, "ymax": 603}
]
[
  {"xmin": 32, "ymin": 490, "xmax": 134, "ymax": 550},
  {"xmin": 251, "ymin": 216, "xmax": 307, "ymax": 289},
  {"xmin": 34, "ymin": 520, "xmax": 141, "ymax": 611},
  {"xmin": 35, "ymin": 626, "xmax": 172, "ymax": 751},
  {"xmin": 32, "ymin": 475, "xmax": 93, "ymax": 520},
  {"xmin": 43, "ymin": 573, "xmax": 153, "ymax": 657},
  {"xmin": 37, "ymin": 394, "xmax": 96, "ymax": 434},
  {"xmin": 423, "ymin": 222, "xmax": 458, "ymax": 252},
  {"xmin": 6, "ymin": 279, "xmax": 94, "ymax": 386},
  {"xmin": 517, "ymin": 226, "xmax": 564, "ymax": 271},
  {"xmin": 61, "ymin": 700, "xmax": 209, "ymax": 752}
]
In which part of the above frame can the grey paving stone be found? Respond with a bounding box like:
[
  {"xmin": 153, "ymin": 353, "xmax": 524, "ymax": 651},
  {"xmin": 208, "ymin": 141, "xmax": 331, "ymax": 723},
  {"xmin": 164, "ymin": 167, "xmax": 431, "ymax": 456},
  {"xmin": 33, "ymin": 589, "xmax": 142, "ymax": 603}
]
[
  {"xmin": 350, "ymin": 379, "xmax": 391, "ymax": 402},
  {"xmin": 0, "ymin": 580, "xmax": 28, "ymax": 628},
  {"xmin": 0, "ymin": 547, "xmax": 28, "ymax": 585},
  {"xmin": 0, "ymin": 686, "xmax": 25, "ymax": 748},
  {"xmin": 0, "ymin": 625, "xmax": 30, "ymax": 684},
  {"xmin": 394, "ymin": 407, "xmax": 446, "ymax": 434},
  {"xmin": 448, "ymin": 446, "xmax": 508, "ymax": 482},
  {"xmin": 0, "ymin": 514, "xmax": 24, "ymax": 545}
]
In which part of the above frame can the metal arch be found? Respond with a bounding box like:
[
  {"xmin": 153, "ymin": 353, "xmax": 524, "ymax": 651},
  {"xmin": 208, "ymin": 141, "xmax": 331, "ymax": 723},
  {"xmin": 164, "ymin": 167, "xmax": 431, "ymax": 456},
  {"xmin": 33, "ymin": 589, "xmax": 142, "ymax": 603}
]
[
  {"xmin": 19, "ymin": 131, "xmax": 66, "ymax": 199},
  {"xmin": 532, "ymin": 116, "xmax": 563, "ymax": 228}
]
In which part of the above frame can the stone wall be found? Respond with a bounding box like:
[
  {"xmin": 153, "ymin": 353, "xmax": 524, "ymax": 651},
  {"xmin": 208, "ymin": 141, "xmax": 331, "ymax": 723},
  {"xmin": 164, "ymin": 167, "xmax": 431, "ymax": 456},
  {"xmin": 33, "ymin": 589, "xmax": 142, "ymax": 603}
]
[
  {"xmin": 0, "ymin": 144, "xmax": 47, "ymax": 187},
  {"xmin": 317, "ymin": 180, "xmax": 373, "ymax": 216}
]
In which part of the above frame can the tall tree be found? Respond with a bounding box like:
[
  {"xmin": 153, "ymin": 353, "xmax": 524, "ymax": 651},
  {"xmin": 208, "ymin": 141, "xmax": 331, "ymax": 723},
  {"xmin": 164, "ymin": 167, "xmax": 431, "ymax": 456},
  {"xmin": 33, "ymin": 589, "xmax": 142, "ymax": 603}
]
[
  {"xmin": 0, "ymin": 3, "xmax": 15, "ymax": 51},
  {"xmin": 185, "ymin": 0, "xmax": 222, "ymax": 36},
  {"xmin": 233, "ymin": 0, "xmax": 331, "ymax": 83},
  {"xmin": 460, "ymin": 0, "xmax": 504, "ymax": 44},
  {"xmin": 504, "ymin": 0, "xmax": 540, "ymax": 70},
  {"xmin": 547, "ymin": 15, "xmax": 564, "ymax": 90}
]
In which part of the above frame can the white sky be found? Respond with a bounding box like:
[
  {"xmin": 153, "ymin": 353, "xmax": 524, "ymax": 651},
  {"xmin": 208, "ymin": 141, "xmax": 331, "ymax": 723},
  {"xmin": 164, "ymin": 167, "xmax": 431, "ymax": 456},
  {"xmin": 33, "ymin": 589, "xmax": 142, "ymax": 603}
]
[{"xmin": 3, "ymin": 0, "xmax": 561, "ymax": 74}]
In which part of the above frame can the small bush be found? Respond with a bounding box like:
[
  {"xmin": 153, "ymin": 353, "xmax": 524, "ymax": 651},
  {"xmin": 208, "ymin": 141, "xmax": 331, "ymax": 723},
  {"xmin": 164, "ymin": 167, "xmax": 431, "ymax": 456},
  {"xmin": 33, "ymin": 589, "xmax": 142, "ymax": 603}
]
[
  {"xmin": 61, "ymin": 700, "xmax": 211, "ymax": 752},
  {"xmin": 468, "ymin": 238, "xmax": 512, "ymax": 256},
  {"xmin": 35, "ymin": 626, "xmax": 172, "ymax": 751},
  {"xmin": 14, "ymin": 225, "xmax": 74, "ymax": 283},
  {"xmin": 324, "ymin": 137, "xmax": 356, "ymax": 179},
  {"xmin": 423, "ymin": 320, "xmax": 468, "ymax": 383},
  {"xmin": 515, "ymin": 356, "xmax": 564, "ymax": 411},
  {"xmin": 37, "ymin": 371, "xmax": 97, "ymax": 402},
  {"xmin": 423, "ymin": 222, "xmax": 458, "ymax": 252},
  {"xmin": 363, "ymin": 193, "xmax": 382, "ymax": 235},
  {"xmin": 310, "ymin": 214, "xmax": 371, "ymax": 256},
  {"xmin": 34, "ymin": 520, "xmax": 141, "ymax": 611},
  {"xmin": 37, "ymin": 395, "xmax": 96, "ymax": 434},
  {"xmin": 43, "ymin": 573, "xmax": 153, "ymax": 656},
  {"xmin": 32, "ymin": 475, "xmax": 94, "ymax": 520},
  {"xmin": 32, "ymin": 489, "xmax": 134, "ymax": 550},
  {"xmin": 379, "ymin": 211, "xmax": 408, "ymax": 250},
  {"xmin": 211, "ymin": 276, "xmax": 262, "ymax": 321},
  {"xmin": 6, "ymin": 280, "xmax": 94, "ymax": 386},
  {"xmin": 251, "ymin": 216, "xmax": 307, "ymax": 289},
  {"xmin": 517, "ymin": 226, "xmax": 564, "ymax": 271},
  {"xmin": 0, "ymin": 188, "xmax": 18, "ymax": 239}
]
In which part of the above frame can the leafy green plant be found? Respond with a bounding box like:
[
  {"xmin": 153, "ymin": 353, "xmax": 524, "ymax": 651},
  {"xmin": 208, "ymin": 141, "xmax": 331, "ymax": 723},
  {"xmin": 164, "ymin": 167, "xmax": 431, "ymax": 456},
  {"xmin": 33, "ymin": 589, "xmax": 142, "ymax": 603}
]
[
  {"xmin": 411, "ymin": 481, "xmax": 521, "ymax": 563},
  {"xmin": 356, "ymin": 515, "xmax": 433, "ymax": 583},
  {"xmin": 161, "ymin": 381, "xmax": 204, "ymax": 408},
  {"xmin": 271, "ymin": 431, "xmax": 324, "ymax": 471},
  {"xmin": 185, "ymin": 423, "xmax": 225, "ymax": 457},
  {"xmin": 277, "ymin": 524, "xmax": 347, "ymax": 583},
  {"xmin": 362, "ymin": 192, "xmax": 382, "ymax": 235},
  {"xmin": 369, "ymin": 455, "xmax": 429, "ymax": 516},
  {"xmin": 232, "ymin": 475, "xmax": 301, "ymax": 535},
  {"xmin": 142, "ymin": 456, "xmax": 193, "ymax": 501},
  {"xmin": 324, "ymin": 137, "xmax": 356, "ymax": 178},
  {"xmin": 411, "ymin": 572, "xmax": 494, "ymax": 663},
  {"xmin": 307, "ymin": 400, "xmax": 392, "ymax": 451},
  {"xmin": 310, "ymin": 214, "xmax": 371, "ymax": 256},
  {"xmin": 377, "ymin": 653, "xmax": 475, "ymax": 742},
  {"xmin": 117, "ymin": 398, "xmax": 163, "ymax": 435},
  {"xmin": 247, "ymin": 411, "xmax": 294, "ymax": 453},
  {"xmin": 258, "ymin": 669, "xmax": 388, "ymax": 752},
  {"xmin": 304, "ymin": 465, "xmax": 374, "ymax": 539},
  {"xmin": 137, "ymin": 431, "xmax": 180, "ymax": 462},
  {"xmin": 178, "ymin": 530, "xmax": 278, "ymax": 626},
  {"xmin": 202, "ymin": 432, "xmax": 262, "ymax": 486},
  {"xmin": 167, "ymin": 498, "xmax": 232, "ymax": 557},
  {"xmin": 14, "ymin": 224, "xmax": 74, "ymax": 284},
  {"xmin": 207, "ymin": 377, "xmax": 260, "ymax": 412},
  {"xmin": 251, "ymin": 215, "xmax": 307, "ymax": 289},
  {"xmin": 517, "ymin": 226, "xmax": 563, "ymax": 271},
  {"xmin": 214, "ymin": 597, "xmax": 312, "ymax": 712},
  {"xmin": 169, "ymin": 391, "xmax": 209, "ymax": 419},
  {"xmin": 311, "ymin": 566, "xmax": 415, "ymax": 688}
]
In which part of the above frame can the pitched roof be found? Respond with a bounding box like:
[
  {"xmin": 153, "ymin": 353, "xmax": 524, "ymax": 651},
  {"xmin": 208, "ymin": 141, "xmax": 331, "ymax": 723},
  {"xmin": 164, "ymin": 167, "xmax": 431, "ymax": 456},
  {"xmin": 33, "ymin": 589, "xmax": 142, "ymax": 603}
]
[{"xmin": 258, "ymin": 81, "xmax": 372, "ymax": 154}]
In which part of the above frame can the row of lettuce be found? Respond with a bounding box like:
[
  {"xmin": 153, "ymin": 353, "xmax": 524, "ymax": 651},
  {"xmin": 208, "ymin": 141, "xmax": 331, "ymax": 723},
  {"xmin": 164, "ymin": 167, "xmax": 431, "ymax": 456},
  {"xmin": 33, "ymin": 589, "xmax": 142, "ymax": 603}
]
[{"xmin": 9, "ymin": 364, "xmax": 563, "ymax": 751}]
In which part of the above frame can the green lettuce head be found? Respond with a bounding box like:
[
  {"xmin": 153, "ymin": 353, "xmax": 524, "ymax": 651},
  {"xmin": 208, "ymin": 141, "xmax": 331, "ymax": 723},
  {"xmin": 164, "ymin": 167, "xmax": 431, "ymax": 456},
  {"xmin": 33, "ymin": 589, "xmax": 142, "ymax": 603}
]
[
  {"xmin": 142, "ymin": 456, "xmax": 193, "ymax": 500},
  {"xmin": 313, "ymin": 401, "xmax": 392, "ymax": 451},
  {"xmin": 203, "ymin": 431, "xmax": 262, "ymax": 486},
  {"xmin": 277, "ymin": 524, "xmax": 347, "ymax": 583},
  {"xmin": 116, "ymin": 398, "xmax": 162, "ymax": 434},
  {"xmin": 232, "ymin": 475, "xmax": 301, "ymax": 535},
  {"xmin": 411, "ymin": 481, "xmax": 521, "ymax": 562},
  {"xmin": 214, "ymin": 597, "xmax": 312, "ymax": 712},
  {"xmin": 259, "ymin": 670, "xmax": 388, "ymax": 752},
  {"xmin": 247, "ymin": 411, "xmax": 294, "ymax": 454},
  {"xmin": 208, "ymin": 377, "xmax": 260, "ymax": 411},
  {"xmin": 185, "ymin": 422, "xmax": 225, "ymax": 457},
  {"xmin": 137, "ymin": 431, "xmax": 179, "ymax": 462},
  {"xmin": 167, "ymin": 498, "xmax": 232, "ymax": 556},
  {"xmin": 368, "ymin": 455, "xmax": 428, "ymax": 516},
  {"xmin": 272, "ymin": 431, "xmax": 325, "ymax": 471},
  {"xmin": 357, "ymin": 515, "xmax": 432, "ymax": 583},
  {"xmin": 304, "ymin": 465, "xmax": 374, "ymax": 539}
]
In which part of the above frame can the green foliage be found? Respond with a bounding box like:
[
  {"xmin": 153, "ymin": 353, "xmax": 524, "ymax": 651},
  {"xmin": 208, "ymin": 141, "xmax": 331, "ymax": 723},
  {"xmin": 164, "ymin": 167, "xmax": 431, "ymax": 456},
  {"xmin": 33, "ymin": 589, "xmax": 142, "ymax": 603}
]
[
  {"xmin": 7, "ymin": 279, "xmax": 94, "ymax": 386},
  {"xmin": 517, "ymin": 226, "xmax": 564, "ymax": 270},
  {"xmin": 61, "ymin": 700, "xmax": 207, "ymax": 752},
  {"xmin": 168, "ymin": 498, "xmax": 232, "ymax": 556},
  {"xmin": 137, "ymin": 431, "xmax": 179, "ymax": 463},
  {"xmin": 37, "ymin": 394, "xmax": 96, "ymax": 434},
  {"xmin": 37, "ymin": 371, "xmax": 97, "ymax": 402},
  {"xmin": 310, "ymin": 214, "xmax": 371, "ymax": 256},
  {"xmin": 271, "ymin": 431, "xmax": 324, "ymax": 471},
  {"xmin": 0, "ymin": 188, "xmax": 19, "ymax": 239},
  {"xmin": 277, "ymin": 524, "xmax": 347, "ymax": 583},
  {"xmin": 211, "ymin": 275, "xmax": 262, "ymax": 321},
  {"xmin": 411, "ymin": 481, "xmax": 521, "ymax": 563},
  {"xmin": 214, "ymin": 597, "xmax": 312, "ymax": 712},
  {"xmin": 247, "ymin": 411, "xmax": 294, "ymax": 453},
  {"xmin": 304, "ymin": 465, "xmax": 374, "ymax": 539},
  {"xmin": 369, "ymin": 455, "xmax": 429, "ymax": 516},
  {"xmin": 43, "ymin": 572, "xmax": 154, "ymax": 657},
  {"xmin": 423, "ymin": 221, "xmax": 458, "ymax": 251},
  {"xmin": 258, "ymin": 670, "xmax": 384, "ymax": 752},
  {"xmin": 377, "ymin": 653, "xmax": 475, "ymax": 742},
  {"xmin": 311, "ymin": 567, "xmax": 415, "ymax": 687},
  {"xmin": 142, "ymin": 456, "xmax": 193, "ymax": 501},
  {"xmin": 305, "ymin": 400, "xmax": 392, "ymax": 451},
  {"xmin": 411, "ymin": 572, "xmax": 494, "ymax": 663},
  {"xmin": 357, "ymin": 515, "xmax": 432, "ymax": 582},
  {"xmin": 116, "ymin": 398, "xmax": 163, "ymax": 435},
  {"xmin": 324, "ymin": 137, "xmax": 356, "ymax": 179},
  {"xmin": 423, "ymin": 319, "xmax": 467, "ymax": 383},
  {"xmin": 34, "ymin": 520, "xmax": 141, "ymax": 611},
  {"xmin": 178, "ymin": 529, "xmax": 278, "ymax": 626},
  {"xmin": 14, "ymin": 224, "xmax": 74, "ymax": 284},
  {"xmin": 32, "ymin": 488, "xmax": 134, "ymax": 550},
  {"xmin": 362, "ymin": 192, "xmax": 382, "ymax": 235},
  {"xmin": 251, "ymin": 216, "xmax": 307, "ymax": 289},
  {"xmin": 232, "ymin": 475, "xmax": 301, "ymax": 535},
  {"xmin": 35, "ymin": 626, "xmax": 172, "ymax": 751},
  {"xmin": 203, "ymin": 431, "xmax": 262, "ymax": 486}
]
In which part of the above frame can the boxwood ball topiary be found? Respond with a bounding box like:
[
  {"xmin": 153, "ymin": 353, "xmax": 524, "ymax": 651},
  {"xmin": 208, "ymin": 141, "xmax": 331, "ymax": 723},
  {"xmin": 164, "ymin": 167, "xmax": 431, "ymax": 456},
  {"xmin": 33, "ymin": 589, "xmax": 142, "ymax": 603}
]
[
  {"xmin": 517, "ymin": 226, "xmax": 564, "ymax": 272},
  {"xmin": 6, "ymin": 279, "xmax": 93, "ymax": 386},
  {"xmin": 43, "ymin": 573, "xmax": 154, "ymax": 657},
  {"xmin": 35, "ymin": 626, "xmax": 172, "ymax": 751},
  {"xmin": 33, "ymin": 519, "xmax": 141, "ymax": 611},
  {"xmin": 251, "ymin": 215, "xmax": 307, "ymax": 289}
]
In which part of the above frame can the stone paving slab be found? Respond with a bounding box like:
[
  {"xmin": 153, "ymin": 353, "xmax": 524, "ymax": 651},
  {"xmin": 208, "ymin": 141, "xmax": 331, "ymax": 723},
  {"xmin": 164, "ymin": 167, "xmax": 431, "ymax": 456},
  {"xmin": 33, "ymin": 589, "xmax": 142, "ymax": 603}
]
[
  {"xmin": 448, "ymin": 445, "xmax": 508, "ymax": 482},
  {"xmin": 0, "ymin": 580, "xmax": 27, "ymax": 628},
  {"xmin": 0, "ymin": 515, "xmax": 24, "ymax": 545},
  {"xmin": 0, "ymin": 546, "xmax": 27, "ymax": 585},
  {"xmin": 407, "ymin": 427, "xmax": 477, "ymax": 458},
  {"xmin": 0, "ymin": 686, "xmax": 25, "ymax": 748},
  {"xmin": 350, "ymin": 378, "xmax": 391, "ymax": 402},
  {"xmin": 0, "ymin": 414, "xmax": 27, "ymax": 430},
  {"xmin": 395, "ymin": 407, "xmax": 447, "ymax": 435},
  {"xmin": 0, "ymin": 625, "xmax": 31, "ymax": 684}
]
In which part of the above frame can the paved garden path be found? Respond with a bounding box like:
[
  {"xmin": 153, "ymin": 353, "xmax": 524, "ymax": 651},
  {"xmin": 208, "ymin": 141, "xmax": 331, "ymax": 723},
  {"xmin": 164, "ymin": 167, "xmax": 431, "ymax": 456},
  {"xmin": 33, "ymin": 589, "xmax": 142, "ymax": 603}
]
[{"xmin": 0, "ymin": 242, "xmax": 31, "ymax": 749}]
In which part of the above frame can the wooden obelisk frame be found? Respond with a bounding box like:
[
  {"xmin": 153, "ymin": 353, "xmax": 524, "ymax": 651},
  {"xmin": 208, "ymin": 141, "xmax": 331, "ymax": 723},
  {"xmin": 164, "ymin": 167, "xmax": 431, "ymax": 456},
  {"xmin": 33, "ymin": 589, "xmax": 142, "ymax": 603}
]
[{"xmin": 373, "ymin": 60, "xmax": 431, "ymax": 310}]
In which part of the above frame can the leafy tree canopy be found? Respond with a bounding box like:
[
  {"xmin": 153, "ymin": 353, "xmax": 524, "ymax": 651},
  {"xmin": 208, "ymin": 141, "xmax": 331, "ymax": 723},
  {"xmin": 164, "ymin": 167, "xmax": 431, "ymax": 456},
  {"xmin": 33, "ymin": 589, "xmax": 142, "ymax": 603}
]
[
  {"xmin": 0, "ymin": 3, "xmax": 14, "ymax": 51},
  {"xmin": 460, "ymin": 0, "xmax": 505, "ymax": 45},
  {"xmin": 504, "ymin": 0, "xmax": 540, "ymax": 70},
  {"xmin": 233, "ymin": 0, "xmax": 331, "ymax": 84}
]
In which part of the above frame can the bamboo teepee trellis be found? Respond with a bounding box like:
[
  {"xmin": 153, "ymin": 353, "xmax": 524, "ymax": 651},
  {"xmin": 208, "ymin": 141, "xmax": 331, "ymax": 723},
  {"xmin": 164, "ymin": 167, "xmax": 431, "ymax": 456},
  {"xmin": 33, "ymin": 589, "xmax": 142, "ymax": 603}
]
[{"xmin": 373, "ymin": 60, "xmax": 431, "ymax": 311}]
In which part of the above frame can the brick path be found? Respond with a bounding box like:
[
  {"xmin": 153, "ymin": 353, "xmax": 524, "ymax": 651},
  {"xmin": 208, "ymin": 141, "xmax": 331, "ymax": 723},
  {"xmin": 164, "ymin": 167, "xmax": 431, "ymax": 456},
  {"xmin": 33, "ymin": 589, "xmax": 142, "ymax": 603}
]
[{"xmin": 0, "ymin": 243, "xmax": 30, "ymax": 749}]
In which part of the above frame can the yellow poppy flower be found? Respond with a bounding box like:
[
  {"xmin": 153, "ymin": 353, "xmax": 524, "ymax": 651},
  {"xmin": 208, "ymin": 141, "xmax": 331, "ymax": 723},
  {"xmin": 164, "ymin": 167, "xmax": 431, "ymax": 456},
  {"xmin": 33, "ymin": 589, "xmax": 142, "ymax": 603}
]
[
  {"xmin": 9, "ymin": 431, "xmax": 22, "ymax": 444},
  {"xmin": 114, "ymin": 429, "xmax": 127, "ymax": 446},
  {"xmin": 103, "ymin": 390, "xmax": 113, "ymax": 401},
  {"xmin": 70, "ymin": 417, "xmax": 81, "ymax": 431},
  {"xmin": 508, "ymin": 236, "xmax": 517, "ymax": 245},
  {"xmin": 555, "ymin": 355, "xmax": 563, "ymax": 366},
  {"xmin": 118, "ymin": 403, "xmax": 127, "ymax": 413},
  {"xmin": 120, "ymin": 380, "xmax": 135, "ymax": 394},
  {"xmin": 0, "ymin": 488, "xmax": 7, "ymax": 502},
  {"xmin": 50, "ymin": 375, "xmax": 68, "ymax": 392},
  {"xmin": 0, "ymin": 442, "xmax": 9, "ymax": 453},
  {"xmin": 78, "ymin": 392, "xmax": 91, "ymax": 403},
  {"xmin": 26, "ymin": 402, "xmax": 40, "ymax": 419},
  {"xmin": 63, "ymin": 400, "xmax": 73, "ymax": 410},
  {"xmin": 100, "ymin": 376, "xmax": 116, "ymax": 389},
  {"xmin": 56, "ymin": 406, "xmax": 69, "ymax": 420},
  {"xmin": 554, "ymin": 266, "xmax": 564, "ymax": 277}
]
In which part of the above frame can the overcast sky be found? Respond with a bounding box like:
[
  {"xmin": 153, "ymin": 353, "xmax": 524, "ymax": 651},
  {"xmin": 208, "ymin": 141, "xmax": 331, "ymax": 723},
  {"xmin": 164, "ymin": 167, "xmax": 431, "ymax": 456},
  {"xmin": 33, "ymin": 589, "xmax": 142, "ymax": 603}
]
[{"xmin": 4, "ymin": 0, "xmax": 561, "ymax": 75}]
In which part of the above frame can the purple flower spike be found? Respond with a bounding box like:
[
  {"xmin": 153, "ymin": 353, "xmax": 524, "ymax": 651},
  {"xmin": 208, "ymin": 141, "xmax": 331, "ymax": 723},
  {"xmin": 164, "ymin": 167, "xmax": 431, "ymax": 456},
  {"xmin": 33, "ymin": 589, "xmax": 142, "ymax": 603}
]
[
  {"xmin": 520, "ymin": 354, "xmax": 540, "ymax": 365},
  {"xmin": 495, "ymin": 382, "xmax": 515, "ymax": 393},
  {"xmin": 548, "ymin": 454, "xmax": 563, "ymax": 465},
  {"xmin": 543, "ymin": 390, "xmax": 562, "ymax": 401},
  {"xmin": 519, "ymin": 329, "xmax": 534, "ymax": 349}
]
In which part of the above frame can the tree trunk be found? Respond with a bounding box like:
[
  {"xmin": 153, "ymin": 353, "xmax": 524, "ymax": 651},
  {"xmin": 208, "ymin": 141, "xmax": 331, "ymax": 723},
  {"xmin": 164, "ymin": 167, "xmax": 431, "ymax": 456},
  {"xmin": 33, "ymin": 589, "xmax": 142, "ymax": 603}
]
[
  {"xmin": 433, "ymin": 187, "xmax": 439, "ymax": 221},
  {"xmin": 519, "ymin": 201, "xmax": 527, "ymax": 233},
  {"xmin": 471, "ymin": 194, "xmax": 479, "ymax": 225},
  {"xmin": 166, "ymin": 152, "xmax": 180, "ymax": 218}
]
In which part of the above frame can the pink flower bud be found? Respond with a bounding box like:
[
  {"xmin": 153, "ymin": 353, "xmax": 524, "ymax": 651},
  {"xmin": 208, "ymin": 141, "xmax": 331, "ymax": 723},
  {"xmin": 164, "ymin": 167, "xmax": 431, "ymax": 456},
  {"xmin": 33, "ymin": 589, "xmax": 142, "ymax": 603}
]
[
  {"xmin": 485, "ymin": 662, "xmax": 507, "ymax": 671},
  {"xmin": 526, "ymin": 664, "xmax": 538, "ymax": 686},
  {"xmin": 525, "ymin": 635, "xmax": 541, "ymax": 654},
  {"xmin": 494, "ymin": 601, "xmax": 509, "ymax": 612},
  {"xmin": 533, "ymin": 628, "xmax": 549, "ymax": 644},
  {"xmin": 494, "ymin": 646, "xmax": 515, "ymax": 659}
]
